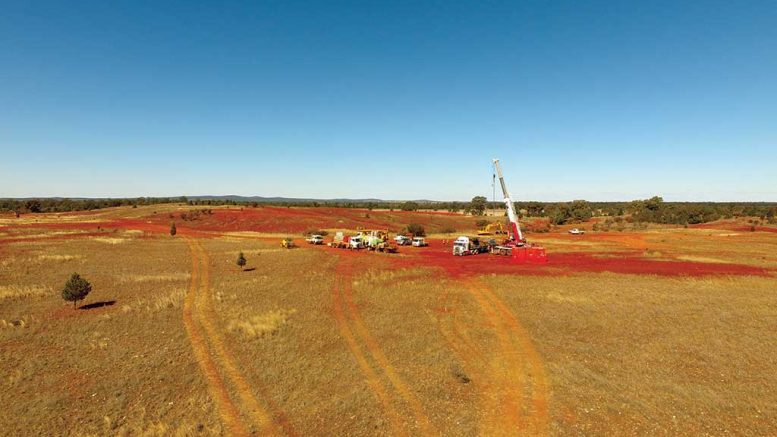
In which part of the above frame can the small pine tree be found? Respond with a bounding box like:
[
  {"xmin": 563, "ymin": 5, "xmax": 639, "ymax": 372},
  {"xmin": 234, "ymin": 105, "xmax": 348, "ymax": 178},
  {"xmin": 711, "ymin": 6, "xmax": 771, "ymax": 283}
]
[
  {"xmin": 170, "ymin": 222, "xmax": 177, "ymax": 236},
  {"xmin": 236, "ymin": 252, "xmax": 247, "ymax": 270},
  {"xmin": 62, "ymin": 273, "xmax": 92, "ymax": 309}
]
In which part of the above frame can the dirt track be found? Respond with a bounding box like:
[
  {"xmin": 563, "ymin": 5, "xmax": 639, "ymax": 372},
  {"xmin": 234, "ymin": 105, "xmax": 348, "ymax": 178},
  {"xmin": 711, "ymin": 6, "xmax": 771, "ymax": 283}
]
[
  {"xmin": 332, "ymin": 254, "xmax": 436, "ymax": 435},
  {"xmin": 185, "ymin": 239, "xmax": 293, "ymax": 436},
  {"xmin": 436, "ymin": 278, "xmax": 549, "ymax": 435}
]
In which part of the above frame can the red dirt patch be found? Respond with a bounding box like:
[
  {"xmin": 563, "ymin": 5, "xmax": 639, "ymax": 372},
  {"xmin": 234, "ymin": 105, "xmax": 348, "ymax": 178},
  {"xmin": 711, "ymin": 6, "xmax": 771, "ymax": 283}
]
[
  {"xmin": 318, "ymin": 239, "xmax": 771, "ymax": 278},
  {"xmin": 691, "ymin": 220, "xmax": 777, "ymax": 233},
  {"xmin": 143, "ymin": 206, "xmax": 479, "ymax": 234}
]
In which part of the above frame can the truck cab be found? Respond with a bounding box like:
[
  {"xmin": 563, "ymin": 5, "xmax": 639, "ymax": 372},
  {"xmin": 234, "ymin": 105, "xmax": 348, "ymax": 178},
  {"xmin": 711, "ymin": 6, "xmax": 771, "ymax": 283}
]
[{"xmin": 348, "ymin": 235, "xmax": 364, "ymax": 249}]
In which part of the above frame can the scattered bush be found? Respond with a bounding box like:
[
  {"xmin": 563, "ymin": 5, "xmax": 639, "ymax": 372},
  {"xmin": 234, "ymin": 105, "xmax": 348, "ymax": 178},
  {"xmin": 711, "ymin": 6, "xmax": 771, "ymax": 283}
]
[
  {"xmin": 404, "ymin": 224, "xmax": 426, "ymax": 237},
  {"xmin": 62, "ymin": 273, "xmax": 92, "ymax": 309},
  {"xmin": 236, "ymin": 252, "xmax": 247, "ymax": 270}
]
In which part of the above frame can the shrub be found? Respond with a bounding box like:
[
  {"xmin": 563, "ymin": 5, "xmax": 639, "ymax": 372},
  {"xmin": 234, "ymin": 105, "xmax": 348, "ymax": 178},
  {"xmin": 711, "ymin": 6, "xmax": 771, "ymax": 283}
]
[
  {"xmin": 236, "ymin": 252, "xmax": 247, "ymax": 270},
  {"xmin": 170, "ymin": 222, "xmax": 177, "ymax": 236},
  {"xmin": 404, "ymin": 224, "xmax": 425, "ymax": 237},
  {"xmin": 303, "ymin": 229, "xmax": 329, "ymax": 236},
  {"xmin": 62, "ymin": 273, "xmax": 92, "ymax": 309}
]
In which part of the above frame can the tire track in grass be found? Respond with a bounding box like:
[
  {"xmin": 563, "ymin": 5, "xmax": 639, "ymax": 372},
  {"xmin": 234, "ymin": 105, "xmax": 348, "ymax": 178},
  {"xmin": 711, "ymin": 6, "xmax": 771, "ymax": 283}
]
[
  {"xmin": 186, "ymin": 239, "xmax": 294, "ymax": 436},
  {"xmin": 183, "ymin": 239, "xmax": 249, "ymax": 436},
  {"xmin": 435, "ymin": 277, "xmax": 548, "ymax": 436},
  {"xmin": 338, "ymin": 257, "xmax": 438, "ymax": 436},
  {"xmin": 476, "ymin": 280, "xmax": 549, "ymax": 435},
  {"xmin": 437, "ymin": 280, "xmax": 523, "ymax": 434},
  {"xmin": 435, "ymin": 288, "xmax": 506, "ymax": 434},
  {"xmin": 331, "ymin": 258, "xmax": 407, "ymax": 435},
  {"xmin": 464, "ymin": 279, "xmax": 525, "ymax": 434},
  {"xmin": 191, "ymin": 240, "xmax": 294, "ymax": 436}
]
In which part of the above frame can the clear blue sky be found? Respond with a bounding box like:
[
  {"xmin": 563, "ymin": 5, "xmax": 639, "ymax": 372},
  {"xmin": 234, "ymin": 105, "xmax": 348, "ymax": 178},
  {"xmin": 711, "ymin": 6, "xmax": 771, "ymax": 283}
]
[{"xmin": 1, "ymin": 0, "xmax": 775, "ymax": 201}]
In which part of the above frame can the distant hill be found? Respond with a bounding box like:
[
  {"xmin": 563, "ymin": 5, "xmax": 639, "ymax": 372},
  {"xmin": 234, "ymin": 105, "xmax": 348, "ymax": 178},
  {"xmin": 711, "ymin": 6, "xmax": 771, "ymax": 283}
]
[{"xmin": 2, "ymin": 195, "xmax": 444, "ymax": 203}]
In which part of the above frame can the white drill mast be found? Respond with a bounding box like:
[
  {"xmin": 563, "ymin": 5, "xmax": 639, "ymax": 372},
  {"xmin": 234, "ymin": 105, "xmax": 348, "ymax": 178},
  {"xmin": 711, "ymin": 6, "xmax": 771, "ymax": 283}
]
[{"xmin": 493, "ymin": 158, "xmax": 524, "ymax": 243}]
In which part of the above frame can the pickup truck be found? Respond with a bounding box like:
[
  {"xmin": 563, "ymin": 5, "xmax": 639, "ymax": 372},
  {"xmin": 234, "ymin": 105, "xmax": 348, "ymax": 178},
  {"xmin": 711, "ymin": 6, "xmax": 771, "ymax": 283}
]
[
  {"xmin": 306, "ymin": 235, "xmax": 324, "ymax": 245},
  {"xmin": 568, "ymin": 228, "xmax": 586, "ymax": 235},
  {"xmin": 394, "ymin": 235, "xmax": 412, "ymax": 246},
  {"xmin": 411, "ymin": 237, "xmax": 428, "ymax": 247}
]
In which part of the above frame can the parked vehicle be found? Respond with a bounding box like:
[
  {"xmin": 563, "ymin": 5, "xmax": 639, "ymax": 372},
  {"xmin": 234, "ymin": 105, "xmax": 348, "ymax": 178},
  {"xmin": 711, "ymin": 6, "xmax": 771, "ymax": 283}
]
[
  {"xmin": 329, "ymin": 232, "xmax": 349, "ymax": 248},
  {"xmin": 348, "ymin": 235, "xmax": 365, "ymax": 249},
  {"xmin": 453, "ymin": 236, "xmax": 483, "ymax": 256},
  {"xmin": 306, "ymin": 234, "xmax": 324, "ymax": 245},
  {"xmin": 281, "ymin": 238, "xmax": 296, "ymax": 249},
  {"xmin": 568, "ymin": 228, "xmax": 586, "ymax": 235},
  {"xmin": 411, "ymin": 237, "xmax": 428, "ymax": 247},
  {"xmin": 394, "ymin": 235, "xmax": 412, "ymax": 246}
]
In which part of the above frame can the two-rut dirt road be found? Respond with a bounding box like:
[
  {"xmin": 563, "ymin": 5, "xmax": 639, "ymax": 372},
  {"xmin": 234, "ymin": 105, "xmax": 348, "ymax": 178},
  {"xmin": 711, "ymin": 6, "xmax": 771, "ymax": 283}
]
[
  {"xmin": 184, "ymin": 239, "xmax": 548, "ymax": 436},
  {"xmin": 436, "ymin": 277, "xmax": 549, "ymax": 436},
  {"xmin": 183, "ymin": 238, "xmax": 295, "ymax": 436},
  {"xmin": 331, "ymin": 255, "xmax": 438, "ymax": 436},
  {"xmin": 332, "ymin": 253, "xmax": 549, "ymax": 436}
]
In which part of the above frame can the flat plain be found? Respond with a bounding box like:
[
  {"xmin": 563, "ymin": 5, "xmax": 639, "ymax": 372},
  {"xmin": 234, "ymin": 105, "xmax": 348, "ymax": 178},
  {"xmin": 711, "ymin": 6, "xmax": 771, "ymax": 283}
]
[{"xmin": 1, "ymin": 205, "xmax": 775, "ymax": 435}]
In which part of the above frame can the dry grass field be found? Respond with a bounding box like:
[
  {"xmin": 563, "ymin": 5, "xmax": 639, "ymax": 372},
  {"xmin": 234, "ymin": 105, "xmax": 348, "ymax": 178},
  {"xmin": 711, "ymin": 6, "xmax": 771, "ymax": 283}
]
[{"xmin": 1, "ymin": 205, "xmax": 775, "ymax": 435}]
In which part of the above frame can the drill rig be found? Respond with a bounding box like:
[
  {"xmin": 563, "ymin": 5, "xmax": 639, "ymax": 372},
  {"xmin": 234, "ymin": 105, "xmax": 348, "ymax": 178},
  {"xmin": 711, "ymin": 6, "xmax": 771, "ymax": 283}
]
[{"xmin": 492, "ymin": 158, "xmax": 547, "ymax": 263}]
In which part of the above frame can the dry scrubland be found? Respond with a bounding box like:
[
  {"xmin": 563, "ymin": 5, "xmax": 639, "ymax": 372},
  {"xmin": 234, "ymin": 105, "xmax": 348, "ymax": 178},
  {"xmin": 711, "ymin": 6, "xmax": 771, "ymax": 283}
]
[{"xmin": 1, "ymin": 205, "xmax": 776, "ymax": 435}]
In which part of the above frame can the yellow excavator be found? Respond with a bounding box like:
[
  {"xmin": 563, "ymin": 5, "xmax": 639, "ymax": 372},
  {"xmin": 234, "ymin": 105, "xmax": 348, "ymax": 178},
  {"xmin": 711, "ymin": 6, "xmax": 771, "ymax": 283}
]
[{"xmin": 477, "ymin": 222, "xmax": 506, "ymax": 236}]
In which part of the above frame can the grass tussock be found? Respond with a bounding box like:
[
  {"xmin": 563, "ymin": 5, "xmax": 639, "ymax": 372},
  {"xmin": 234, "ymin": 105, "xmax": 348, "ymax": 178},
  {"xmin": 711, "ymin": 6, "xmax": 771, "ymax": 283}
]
[
  {"xmin": 228, "ymin": 309, "xmax": 297, "ymax": 338},
  {"xmin": 0, "ymin": 284, "xmax": 52, "ymax": 300},
  {"xmin": 119, "ymin": 273, "xmax": 190, "ymax": 283},
  {"xmin": 0, "ymin": 315, "xmax": 36, "ymax": 329},
  {"xmin": 36, "ymin": 254, "xmax": 81, "ymax": 262},
  {"xmin": 92, "ymin": 237, "xmax": 128, "ymax": 245}
]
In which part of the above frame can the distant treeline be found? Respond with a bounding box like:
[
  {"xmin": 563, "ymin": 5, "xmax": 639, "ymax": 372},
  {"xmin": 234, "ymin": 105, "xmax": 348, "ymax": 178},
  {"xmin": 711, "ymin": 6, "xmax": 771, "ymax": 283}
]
[{"xmin": 2, "ymin": 196, "xmax": 775, "ymax": 225}]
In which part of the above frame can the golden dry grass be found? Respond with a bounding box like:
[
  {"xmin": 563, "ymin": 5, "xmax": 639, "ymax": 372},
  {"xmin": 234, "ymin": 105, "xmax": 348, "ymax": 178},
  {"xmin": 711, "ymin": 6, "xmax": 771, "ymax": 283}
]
[{"xmin": 1, "ymin": 213, "xmax": 775, "ymax": 435}]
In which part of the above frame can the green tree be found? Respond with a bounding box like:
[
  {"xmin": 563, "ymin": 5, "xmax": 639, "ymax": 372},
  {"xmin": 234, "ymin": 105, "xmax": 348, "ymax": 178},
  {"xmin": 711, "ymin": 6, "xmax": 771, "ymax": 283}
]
[
  {"xmin": 468, "ymin": 196, "xmax": 487, "ymax": 216},
  {"xmin": 405, "ymin": 223, "xmax": 426, "ymax": 237},
  {"xmin": 236, "ymin": 252, "xmax": 247, "ymax": 270},
  {"xmin": 400, "ymin": 201, "xmax": 420, "ymax": 211},
  {"xmin": 25, "ymin": 199, "xmax": 42, "ymax": 213},
  {"xmin": 62, "ymin": 273, "xmax": 92, "ymax": 309},
  {"xmin": 569, "ymin": 200, "xmax": 593, "ymax": 222},
  {"xmin": 524, "ymin": 201, "xmax": 545, "ymax": 217},
  {"xmin": 170, "ymin": 222, "xmax": 177, "ymax": 236},
  {"xmin": 549, "ymin": 204, "xmax": 572, "ymax": 225}
]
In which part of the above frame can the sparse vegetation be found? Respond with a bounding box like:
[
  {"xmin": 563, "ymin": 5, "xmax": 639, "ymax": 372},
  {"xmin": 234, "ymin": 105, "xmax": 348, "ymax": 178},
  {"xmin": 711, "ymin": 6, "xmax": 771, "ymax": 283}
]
[
  {"xmin": 170, "ymin": 222, "xmax": 177, "ymax": 236},
  {"xmin": 1, "ymin": 205, "xmax": 776, "ymax": 435},
  {"xmin": 404, "ymin": 223, "xmax": 426, "ymax": 237},
  {"xmin": 236, "ymin": 252, "xmax": 246, "ymax": 270},
  {"xmin": 61, "ymin": 273, "xmax": 92, "ymax": 309}
]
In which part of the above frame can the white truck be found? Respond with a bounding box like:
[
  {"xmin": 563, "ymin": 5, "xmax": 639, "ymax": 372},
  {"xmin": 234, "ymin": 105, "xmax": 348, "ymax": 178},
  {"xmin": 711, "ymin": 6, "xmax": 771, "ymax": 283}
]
[
  {"xmin": 453, "ymin": 236, "xmax": 483, "ymax": 256},
  {"xmin": 394, "ymin": 235, "xmax": 412, "ymax": 246},
  {"xmin": 348, "ymin": 235, "xmax": 365, "ymax": 249},
  {"xmin": 411, "ymin": 237, "xmax": 428, "ymax": 247},
  {"xmin": 568, "ymin": 228, "xmax": 586, "ymax": 235},
  {"xmin": 306, "ymin": 234, "xmax": 324, "ymax": 244}
]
